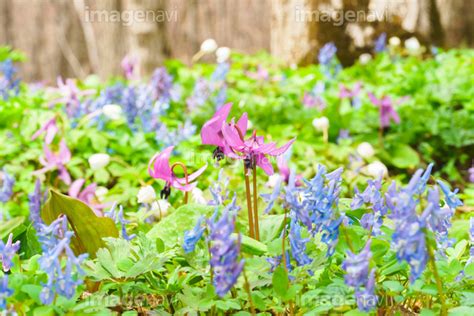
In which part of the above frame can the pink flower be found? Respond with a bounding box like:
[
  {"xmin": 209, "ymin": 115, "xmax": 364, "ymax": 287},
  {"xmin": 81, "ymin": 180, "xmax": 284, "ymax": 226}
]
[
  {"xmin": 121, "ymin": 54, "xmax": 138, "ymax": 80},
  {"xmin": 221, "ymin": 126, "xmax": 295, "ymax": 175},
  {"xmin": 339, "ymin": 82, "xmax": 361, "ymax": 99},
  {"xmin": 277, "ymin": 155, "xmax": 302, "ymax": 186},
  {"xmin": 33, "ymin": 140, "xmax": 72, "ymax": 185},
  {"xmin": 201, "ymin": 103, "xmax": 248, "ymax": 160},
  {"xmin": 68, "ymin": 179, "xmax": 108, "ymax": 215},
  {"xmin": 367, "ymin": 92, "xmax": 402, "ymax": 128},
  {"xmin": 31, "ymin": 117, "xmax": 58, "ymax": 144},
  {"xmin": 148, "ymin": 146, "xmax": 207, "ymax": 197}
]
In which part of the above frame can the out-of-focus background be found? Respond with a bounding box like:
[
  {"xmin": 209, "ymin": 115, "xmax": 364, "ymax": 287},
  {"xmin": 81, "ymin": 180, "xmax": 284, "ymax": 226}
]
[{"xmin": 0, "ymin": 0, "xmax": 472, "ymax": 82}]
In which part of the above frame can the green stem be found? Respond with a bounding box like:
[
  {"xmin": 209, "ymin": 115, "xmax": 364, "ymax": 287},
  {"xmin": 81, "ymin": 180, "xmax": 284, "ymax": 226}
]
[
  {"xmin": 242, "ymin": 269, "xmax": 256, "ymax": 315},
  {"xmin": 426, "ymin": 238, "xmax": 447, "ymax": 315}
]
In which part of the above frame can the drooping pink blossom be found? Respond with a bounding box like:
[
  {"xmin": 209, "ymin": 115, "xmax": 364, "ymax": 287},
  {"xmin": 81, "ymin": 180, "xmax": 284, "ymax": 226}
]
[
  {"xmin": 68, "ymin": 179, "xmax": 109, "ymax": 215},
  {"xmin": 148, "ymin": 146, "xmax": 207, "ymax": 195},
  {"xmin": 31, "ymin": 117, "xmax": 58, "ymax": 144},
  {"xmin": 121, "ymin": 54, "xmax": 138, "ymax": 80},
  {"xmin": 367, "ymin": 92, "xmax": 406, "ymax": 128},
  {"xmin": 33, "ymin": 140, "xmax": 72, "ymax": 185}
]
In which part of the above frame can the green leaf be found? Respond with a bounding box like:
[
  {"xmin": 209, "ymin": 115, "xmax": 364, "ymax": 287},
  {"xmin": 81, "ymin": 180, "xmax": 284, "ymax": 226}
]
[
  {"xmin": 449, "ymin": 306, "xmax": 474, "ymax": 316},
  {"xmin": 0, "ymin": 216, "xmax": 25, "ymax": 239},
  {"xmin": 383, "ymin": 280, "xmax": 404, "ymax": 293},
  {"xmin": 272, "ymin": 265, "xmax": 289, "ymax": 299},
  {"xmin": 259, "ymin": 214, "xmax": 286, "ymax": 243},
  {"xmin": 386, "ymin": 143, "xmax": 420, "ymax": 169},
  {"xmin": 240, "ymin": 234, "xmax": 267, "ymax": 255},
  {"xmin": 147, "ymin": 203, "xmax": 214, "ymax": 247},
  {"xmin": 41, "ymin": 190, "xmax": 119, "ymax": 257}
]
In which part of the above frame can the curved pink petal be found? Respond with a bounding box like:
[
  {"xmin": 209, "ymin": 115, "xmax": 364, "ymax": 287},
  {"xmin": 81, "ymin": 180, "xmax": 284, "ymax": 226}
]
[
  {"xmin": 45, "ymin": 124, "xmax": 58, "ymax": 144},
  {"xmin": 78, "ymin": 183, "xmax": 97, "ymax": 202},
  {"xmin": 221, "ymin": 121, "xmax": 245, "ymax": 149},
  {"xmin": 68, "ymin": 179, "xmax": 85, "ymax": 198},
  {"xmin": 256, "ymin": 154, "xmax": 274, "ymax": 175},
  {"xmin": 58, "ymin": 165, "xmax": 71, "ymax": 185},
  {"xmin": 236, "ymin": 112, "xmax": 248, "ymax": 135},
  {"xmin": 267, "ymin": 138, "xmax": 296, "ymax": 156},
  {"xmin": 171, "ymin": 179, "xmax": 197, "ymax": 191},
  {"xmin": 186, "ymin": 163, "xmax": 208, "ymax": 182},
  {"xmin": 148, "ymin": 146, "xmax": 174, "ymax": 181},
  {"xmin": 58, "ymin": 140, "xmax": 71, "ymax": 163},
  {"xmin": 367, "ymin": 92, "xmax": 380, "ymax": 106},
  {"xmin": 201, "ymin": 103, "xmax": 232, "ymax": 146}
]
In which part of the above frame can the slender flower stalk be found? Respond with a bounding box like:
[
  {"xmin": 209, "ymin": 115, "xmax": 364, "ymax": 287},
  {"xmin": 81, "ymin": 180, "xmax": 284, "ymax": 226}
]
[{"xmin": 252, "ymin": 156, "xmax": 260, "ymax": 240}]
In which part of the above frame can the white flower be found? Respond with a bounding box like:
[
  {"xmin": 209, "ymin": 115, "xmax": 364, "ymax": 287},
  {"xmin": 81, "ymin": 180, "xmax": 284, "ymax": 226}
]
[
  {"xmin": 191, "ymin": 187, "xmax": 207, "ymax": 204},
  {"xmin": 216, "ymin": 47, "xmax": 231, "ymax": 63},
  {"xmin": 312, "ymin": 117, "xmax": 329, "ymax": 131},
  {"xmin": 366, "ymin": 161, "xmax": 388, "ymax": 178},
  {"xmin": 266, "ymin": 174, "xmax": 281, "ymax": 188},
  {"xmin": 137, "ymin": 185, "xmax": 156, "ymax": 204},
  {"xmin": 152, "ymin": 199, "xmax": 170, "ymax": 218},
  {"xmin": 95, "ymin": 186, "xmax": 109, "ymax": 202},
  {"xmin": 359, "ymin": 53, "xmax": 372, "ymax": 65},
  {"xmin": 200, "ymin": 39, "xmax": 218, "ymax": 54},
  {"xmin": 389, "ymin": 36, "xmax": 401, "ymax": 47},
  {"xmin": 102, "ymin": 104, "xmax": 122, "ymax": 120},
  {"xmin": 357, "ymin": 142, "xmax": 375, "ymax": 159},
  {"xmin": 404, "ymin": 37, "xmax": 420, "ymax": 53},
  {"xmin": 88, "ymin": 153, "xmax": 110, "ymax": 170}
]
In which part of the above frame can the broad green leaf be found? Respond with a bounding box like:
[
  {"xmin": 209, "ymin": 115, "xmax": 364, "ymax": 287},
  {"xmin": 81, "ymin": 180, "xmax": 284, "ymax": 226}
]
[
  {"xmin": 0, "ymin": 216, "xmax": 25, "ymax": 239},
  {"xmin": 386, "ymin": 143, "xmax": 420, "ymax": 169},
  {"xmin": 147, "ymin": 203, "xmax": 214, "ymax": 247},
  {"xmin": 41, "ymin": 190, "xmax": 119, "ymax": 257},
  {"xmin": 272, "ymin": 265, "xmax": 289, "ymax": 299},
  {"xmin": 259, "ymin": 214, "xmax": 286, "ymax": 243},
  {"xmin": 240, "ymin": 234, "xmax": 268, "ymax": 255},
  {"xmin": 383, "ymin": 280, "xmax": 404, "ymax": 293}
]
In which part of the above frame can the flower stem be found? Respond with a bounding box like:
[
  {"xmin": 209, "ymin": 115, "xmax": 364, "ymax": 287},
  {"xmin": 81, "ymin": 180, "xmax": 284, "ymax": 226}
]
[
  {"xmin": 282, "ymin": 208, "xmax": 288, "ymax": 271},
  {"xmin": 244, "ymin": 164, "xmax": 255, "ymax": 239},
  {"xmin": 242, "ymin": 269, "xmax": 256, "ymax": 315},
  {"xmin": 252, "ymin": 157, "xmax": 260, "ymax": 241},
  {"xmin": 171, "ymin": 162, "xmax": 189, "ymax": 204},
  {"xmin": 426, "ymin": 237, "xmax": 447, "ymax": 315}
]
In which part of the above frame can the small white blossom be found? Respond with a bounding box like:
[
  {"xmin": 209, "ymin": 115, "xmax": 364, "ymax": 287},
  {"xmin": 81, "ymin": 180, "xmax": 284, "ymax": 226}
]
[
  {"xmin": 366, "ymin": 161, "xmax": 388, "ymax": 178},
  {"xmin": 137, "ymin": 185, "xmax": 156, "ymax": 204},
  {"xmin": 404, "ymin": 37, "xmax": 420, "ymax": 54},
  {"xmin": 102, "ymin": 104, "xmax": 123, "ymax": 120},
  {"xmin": 312, "ymin": 117, "xmax": 329, "ymax": 131},
  {"xmin": 88, "ymin": 153, "xmax": 110, "ymax": 170},
  {"xmin": 389, "ymin": 36, "xmax": 401, "ymax": 47},
  {"xmin": 357, "ymin": 142, "xmax": 375, "ymax": 159},
  {"xmin": 200, "ymin": 39, "xmax": 218, "ymax": 54},
  {"xmin": 359, "ymin": 53, "xmax": 372, "ymax": 65},
  {"xmin": 216, "ymin": 47, "xmax": 231, "ymax": 63}
]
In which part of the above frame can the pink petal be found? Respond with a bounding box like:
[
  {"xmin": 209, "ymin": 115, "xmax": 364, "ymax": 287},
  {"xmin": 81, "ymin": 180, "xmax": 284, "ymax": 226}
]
[
  {"xmin": 185, "ymin": 163, "xmax": 208, "ymax": 182},
  {"xmin": 367, "ymin": 92, "xmax": 380, "ymax": 106},
  {"xmin": 267, "ymin": 138, "xmax": 296, "ymax": 156},
  {"xmin": 148, "ymin": 146, "xmax": 174, "ymax": 181},
  {"xmin": 200, "ymin": 103, "xmax": 233, "ymax": 146},
  {"xmin": 171, "ymin": 179, "xmax": 197, "ymax": 191},
  {"xmin": 236, "ymin": 112, "xmax": 248, "ymax": 136},
  {"xmin": 221, "ymin": 121, "xmax": 245, "ymax": 148},
  {"xmin": 58, "ymin": 165, "xmax": 71, "ymax": 185},
  {"xmin": 78, "ymin": 183, "xmax": 97, "ymax": 202},
  {"xmin": 45, "ymin": 124, "xmax": 58, "ymax": 144},
  {"xmin": 68, "ymin": 179, "xmax": 85, "ymax": 198},
  {"xmin": 58, "ymin": 140, "xmax": 71, "ymax": 163},
  {"xmin": 256, "ymin": 154, "xmax": 274, "ymax": 175}
]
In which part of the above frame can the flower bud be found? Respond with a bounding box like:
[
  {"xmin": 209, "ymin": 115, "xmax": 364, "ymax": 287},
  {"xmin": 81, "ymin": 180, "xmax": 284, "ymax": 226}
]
[
  {"xmin": 404, "ymin": 37, "xmax": 420, "ymax": 53},
  {"xmin": 102, "ymin": 104, "xmax": 123, "ymax": 120},
  {"xmin": 366, "ymin": 161, "xmax": 388, "ymax": 178},
  {"xmin": 137, "ymin": 185, "xmax": 156, "ymax": 204},
  {"xmin": 357, "ymin": 142, "xmax": 375, "ymax": 159},
  {"xmin": 88, "ymin": 153, "xmax": 110, "ymax": 170},
  {"xmin": 216, "ymin": 47, "xmax": 231, "ymax": 63},
  {"xmin": 389, "ymin": 36, "xmax": 401, "ymax": 47},
  {"xmin": 359, "ymin": 53, "xmax": 372, "ymax": 65},
  {"xmin": 200, "ymin": 39, "xmax": 218, "ymax": 54},
  {"xmin": 152, "ymin": 199, "xmax": 170, "ymax": 218},
  {"xmin": 312, "ymin": 116, "xmax": 329, "ymax": 131}
]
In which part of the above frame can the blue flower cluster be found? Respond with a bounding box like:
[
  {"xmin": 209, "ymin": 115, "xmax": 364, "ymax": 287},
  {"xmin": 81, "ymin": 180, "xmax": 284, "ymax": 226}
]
[
  {"xmin": 208, "ymin": 208, "xmax": 244, "ymax": 297},
  {"xmin": 37, "ymin": 216, "xmax": 87, "ymax": 304},
  {"xmin": 342, "ymin": 240, "xmax": 377, "ymax": 312},
  {"xmin": 0, "ymin": 168, "xmax": 14, "ymax": 204},
  {"xmin": 0, "ymin": 275, "xmax": 13, "ymax": 310},
  {"xmin": 183, "ymin": 216, "xmax": 206, "ymax": 254},
  {"xmin": 28, "ymin": 179, "xmax": 44, "ymax": 231},
  {"xmin": 352, "ymin": 176, "xmax": 387, "ymax": 236},
  {"xmin": 105, "ymin": 204, "xmax": 136, "ymax": 241},
  {"xmin": 285, "ymin": 165, "xmax": 344, "ymax": 258},
  {"xmin": 374, "ymin": 33, "xmax": 387, "ymax": 53},
  {"xmin": 0, "ymin": 233, "xmax": 20, "ymax": 272},
  {"xmin": 318, "ymin": 43, "xmax": 341, "ymax": 78},
  {"xmin": 0, "ymin": 59, "xmax": 20, "ymax": 100}
]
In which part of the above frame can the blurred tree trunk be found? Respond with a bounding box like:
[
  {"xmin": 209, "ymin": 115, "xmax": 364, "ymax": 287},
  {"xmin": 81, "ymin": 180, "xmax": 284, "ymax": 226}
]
[{"xmin": 270, "ymin": 0, "xmax": 319, "ymax": 65}]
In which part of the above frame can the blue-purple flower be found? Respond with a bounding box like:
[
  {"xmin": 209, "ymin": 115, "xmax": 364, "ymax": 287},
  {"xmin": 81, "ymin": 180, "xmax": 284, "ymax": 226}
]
[
  {"xmin": 183, "ymin": 216, "xmax": 206, "ymax": 253},
  {"xmin": 0, "ymin": 169, "xmax": 15, "ymax": 203},
  {"xmin": 0, "ymin": 59, "xmax": 20, "ymax": 100},
  {"xmin": 105, "ymin": 204, "xmax": 136, "ymax": 241},
  {"xmin": 29, "ymin": 179, "xmax": 44, "ymax": 230},
  {"xmin": 0, "ymin": 275, "xmax": 13, "ymax": 310},
  {"xmin": 318, "ymin": 43, "xmax": 341, "ymax": 78},
  {"xmin": 288, "ymin": 216, "xmax": 312, "ymax": 266},
  {"xmin": 374, "ymin": 33, "xmax": 387, "ymax": 53},
  {"xmin": 0, "ymin": 233, "xmax": 20, "ymax": 272},
  {"xmin": 342, "ymin": 240, "xmax": 372, "ymax": 288},
  {"xmin": 208, "ymin": 209, "xmax": 244, "ymax": 297},
  {"xmin": 437, "ymin": 180, "xmax": 463, "ymax": 210},
  {"xmin": 37, "ymin": 216, "xmax": 87, "ymax": 304},
  {"xmin": 355, "ymin": 269, "xmax": 378, "ymax": 312}
]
